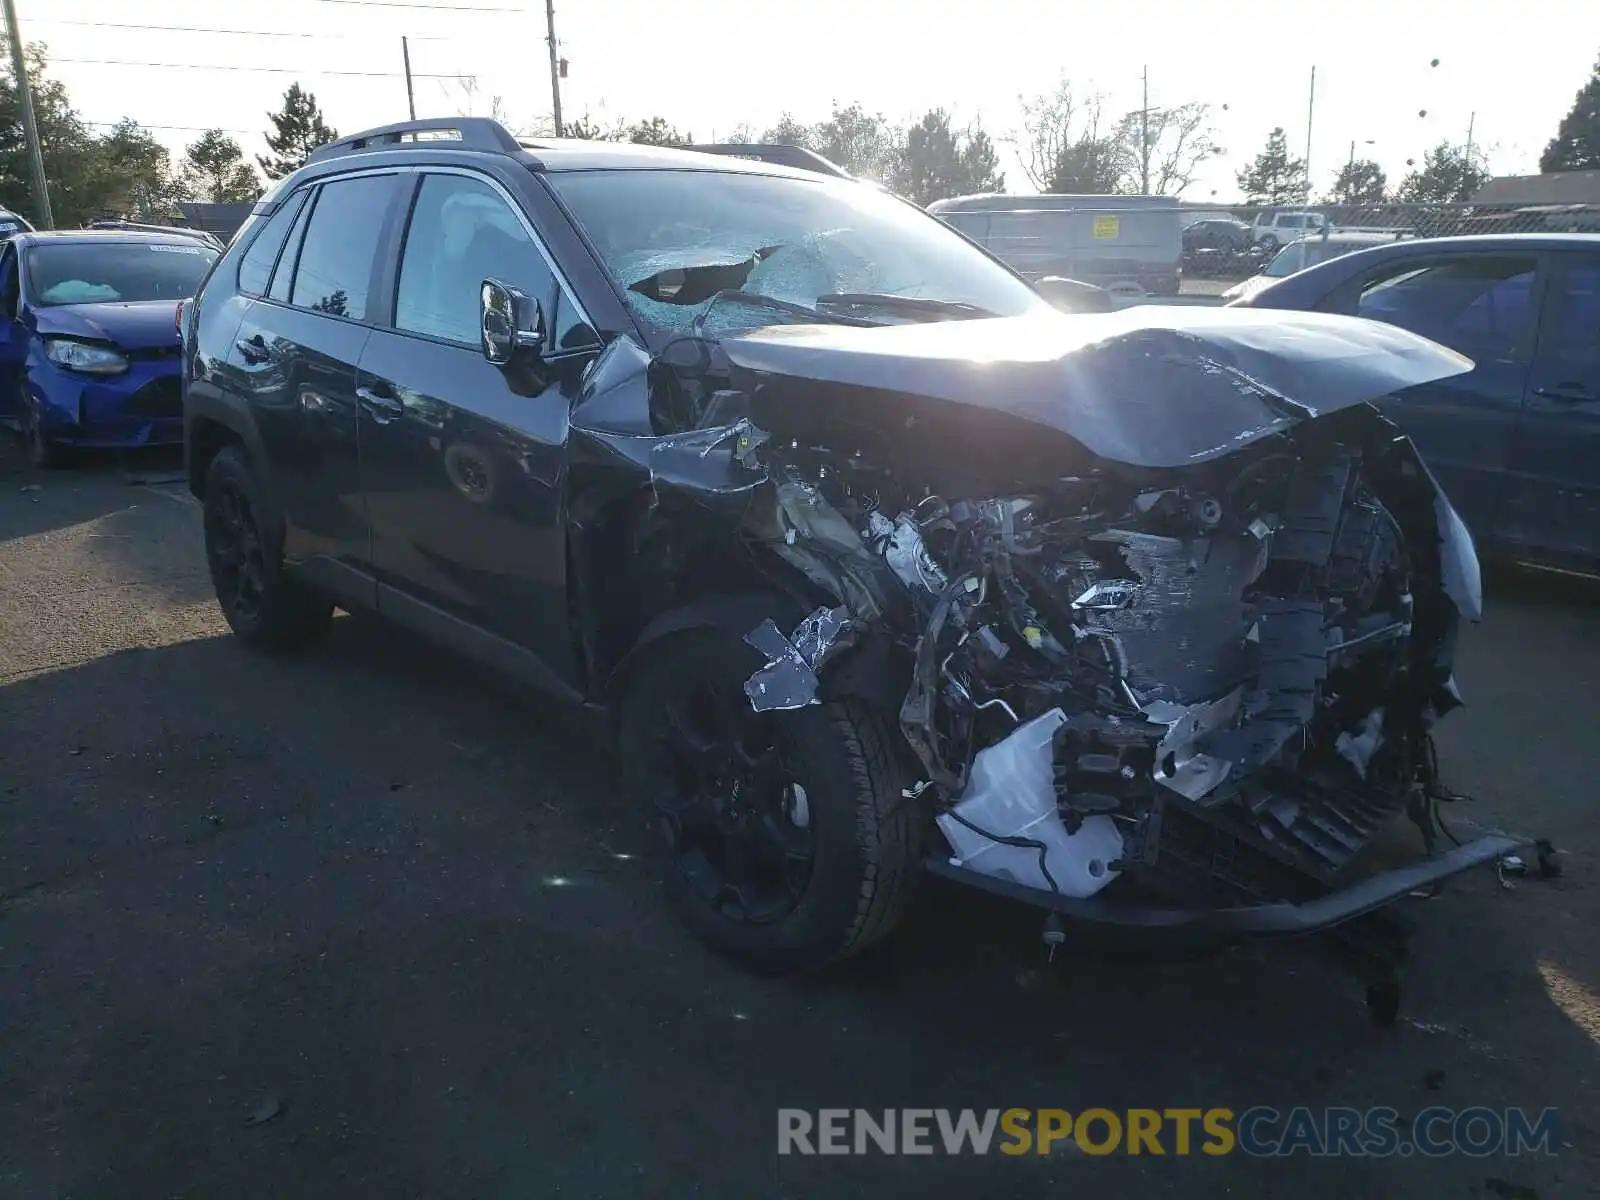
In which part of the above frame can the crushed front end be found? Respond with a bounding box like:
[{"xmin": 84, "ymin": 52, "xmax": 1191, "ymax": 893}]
[{"xmin": 576, "ymin": 307, "xmax": 1534, "ymax": 1003}]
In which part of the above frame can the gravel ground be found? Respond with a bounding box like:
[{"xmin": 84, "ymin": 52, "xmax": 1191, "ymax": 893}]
[{"xmin": 1, "ymin": 439, "xmax": 1595, "ymax": 1199}]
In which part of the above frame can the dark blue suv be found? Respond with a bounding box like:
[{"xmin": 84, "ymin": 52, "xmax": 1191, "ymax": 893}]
[
  {"xmin": 1233, "ymin": 233, "xmax": 1600, "ymax": 574},
  {"xmin": 182, "ymin": 119, "xmax": 1527, "ymax": 1010}
]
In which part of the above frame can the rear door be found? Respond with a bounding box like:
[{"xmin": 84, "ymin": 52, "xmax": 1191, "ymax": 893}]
[
  {"xmin": 1512, "ymin": 252, "xmax": 1600, "ymax": 562},
  {"xmin": 224, "ymin": 171, "xmax": 405, "ymax": 595},
  {"xmin": 1323, "ymin": 251, "xmax": 1543, "ymax": 550}
]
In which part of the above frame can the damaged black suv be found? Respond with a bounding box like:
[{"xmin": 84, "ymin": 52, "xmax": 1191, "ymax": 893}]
[{"xmin": 184, "ymin": 118, "xmax": 1534, "ymax": 1013}]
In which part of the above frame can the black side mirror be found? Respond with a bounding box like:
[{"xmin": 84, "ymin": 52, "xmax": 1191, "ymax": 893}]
[
  {"xmin": 480, "ymin": 278, "xmax": 545, "ymax": 365},
  {"xmin": 1034, "ymin": 275, "xmax": 1115, "ymax": 314}
]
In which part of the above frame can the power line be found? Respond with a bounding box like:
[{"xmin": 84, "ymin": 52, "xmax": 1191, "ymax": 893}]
[
  {"xmin": 55, "ymin": 57, "xmax": 473, "ymax": 78},
  {"xmin": 38, "ymin": 18, "xmax": 453, "ymax": 40},
  {"xmin": 86, "ymin": 120, "xmax": 258, "ymax": 135},
  {"xmin": 314, "ymin": 0, "xmax": 522, "ymax": 10}
]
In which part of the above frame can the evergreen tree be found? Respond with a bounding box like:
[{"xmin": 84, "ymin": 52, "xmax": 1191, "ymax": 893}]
[
  {"xmin": 182, "ymin": 130, "xmax": 259, "ymax": 203},
  {"xmin": 257, "ymin": 84, "xmax": 337, "ymax": 181},
  {"xmin": 1540, "ymin": 51, "xmax": 1600, "ymax": 172},
  {"xmin": 1236, "ymin": 127, "xmax": 1309, "ymax": 205}
]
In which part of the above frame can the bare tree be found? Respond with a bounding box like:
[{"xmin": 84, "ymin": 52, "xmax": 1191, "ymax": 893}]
[
  {"xmin": 1115, "ymin": 101, "xmax": 1220, "ymax": 196},
  {"xmin": 1015, "ymin": 77, "xmax": 1086, "ymax": 191},
  {"xmin": 1015, "ymin": 78, "xmax": 1139, "ymax": 194},
  {"xmin": 443, "ymin": 76, "xmax": 531, "ymax": 135}
]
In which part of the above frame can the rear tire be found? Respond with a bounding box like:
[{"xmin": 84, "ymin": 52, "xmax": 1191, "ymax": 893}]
[
  {"xmin": 203, "ymin": 444, "xmax": 332, "ymax": 653},
  {"xmin": 618, "ymin": 630, "xmax": 922, "ymax": 974}
]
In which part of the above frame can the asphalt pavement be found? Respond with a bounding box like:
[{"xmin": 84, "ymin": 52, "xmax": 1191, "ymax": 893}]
[{"xmin": 1, "ymin": 439, "xmax": 1596, "ymax": 1199}]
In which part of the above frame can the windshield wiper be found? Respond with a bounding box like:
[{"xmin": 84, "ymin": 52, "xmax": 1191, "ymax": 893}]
[
  {"xmin": 692, "ymin": 289, "xmax": 882, "ymax": 335},
  {"xmin": 813, "ymin": 292, "xmax": 996, "ymax": 320}
]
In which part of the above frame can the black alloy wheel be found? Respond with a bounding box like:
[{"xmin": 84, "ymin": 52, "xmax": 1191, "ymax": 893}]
[
  {"xmin": 652, "ymin": 675, "xmax": 816, "ymax": 925},
  {"xmin": 206, "ymin": 476, "xmax": 267, "ymax": 626}
]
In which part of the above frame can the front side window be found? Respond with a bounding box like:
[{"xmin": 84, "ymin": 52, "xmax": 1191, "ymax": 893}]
[
  {"xmin": 289, "ymin": 174, "xmax": 397, "ymax": 320},
  {"xmin": 26, "ymin": 241, "xmax": 218, "ymax": 306},
  {"xmin": 549, "ymin": 169, "xmax": 1048, "ymax": 336},
  {"xmin": 237, "ymin": 190, "xmax": 309, "ymax": 297},
  {"xmin": 1357, "ymin": 256, "xmax": 1537, "ymax": 357},
  {"xmin": 395, "ymin": 173, "xmax": 593, "ymax": 350}
]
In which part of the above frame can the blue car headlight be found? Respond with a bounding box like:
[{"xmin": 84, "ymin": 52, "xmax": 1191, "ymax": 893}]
[{"xmin": 44, "ymin": 337, "xmax": 129, "ymax": 376}]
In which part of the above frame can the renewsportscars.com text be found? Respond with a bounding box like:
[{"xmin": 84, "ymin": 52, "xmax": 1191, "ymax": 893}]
[{"xmin": 777, "ymin": 1107, "xmax": 1560, "ymax": 1158}]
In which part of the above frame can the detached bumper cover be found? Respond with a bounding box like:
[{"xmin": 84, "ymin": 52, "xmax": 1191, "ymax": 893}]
[{"xmin": 925, "ymin": 833, "xmax": 1527, "ymax": 934}]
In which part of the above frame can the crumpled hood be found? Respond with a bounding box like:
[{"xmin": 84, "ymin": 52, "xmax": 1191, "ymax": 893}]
[
  {"xmin": 722, "ymin": 307, "xmax": 1472, "ymax": 468},
  {"xmin": 35, "ymin": 300, "xmax": 182, "ymax": 352}
]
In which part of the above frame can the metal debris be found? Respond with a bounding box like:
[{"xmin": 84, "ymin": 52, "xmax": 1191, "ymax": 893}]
[{"xmin": 742, "ymin": 606, "xmax": 854, "ymax": 712}]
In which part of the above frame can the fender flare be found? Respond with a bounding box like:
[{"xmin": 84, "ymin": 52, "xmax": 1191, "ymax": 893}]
[
  {"xmin": 605, "ymin": 590, "xmax": 807, "ymax": 702},
  {"xmin": 184, "ymin": 390, "xmax": 273, "ymax": 502}
]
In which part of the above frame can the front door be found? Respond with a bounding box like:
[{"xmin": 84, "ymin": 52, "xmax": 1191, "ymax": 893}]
[
  {"xmin": 355, "ymin": 170, "xmax": 602, "ymax": 688},
  {"xmin": 1510, "ymin": 252, "xmax": 1600, "ymax": 563},
  {"xmin": 0, "ymin": 244, "xmax": 25, "ymax": 422},
  {"xmin": 1343, "ymin": 251, "xmax": 1542, "ymax": 551}
]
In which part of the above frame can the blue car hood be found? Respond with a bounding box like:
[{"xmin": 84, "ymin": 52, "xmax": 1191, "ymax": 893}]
[
  {"xmin": 35, "ymin": 300, "xmax": 182, "ymax": 353},
  {"xmin": 721, "ymin": 306, "xmax": 1472, "ymax": 469}
]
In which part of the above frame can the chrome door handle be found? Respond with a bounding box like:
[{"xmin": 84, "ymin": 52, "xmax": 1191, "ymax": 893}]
[{"xmin": 356, "ymin": 386, "xmax": 404, "ymax": 421}]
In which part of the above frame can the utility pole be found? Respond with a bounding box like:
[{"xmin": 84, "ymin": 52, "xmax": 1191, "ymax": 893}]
[
  {"xmin": 544, "ymin": 0, "xmax": 563, "ymax": 136},
  {"xmin": 1464, "ymin": 110, "xmax": 1475, "ymax": 165},
  {"xmin": 401, "ymin": 36, "xmax": 416, "ymax": 120},
  {"xmin": 1304, "ymin": 65, "xmax": 1316, "ymax": 205},
  {"xmin": 2, "ymin": 0, "xmax": 53, "ymax": 228},
  {"xmin": 1140, "ymin": 65, "xmax": 1150, "ymax": 194}
]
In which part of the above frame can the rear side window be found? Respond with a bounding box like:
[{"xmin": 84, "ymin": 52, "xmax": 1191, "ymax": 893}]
[
  {"xmin": 268, "ymin": 195, "xmax": 314, "ymax": 304},
  {"xmin": 236, "ymin": 190, "xmax": 308, "ymax": 297},
  {"xmin": 289, "ymin": 174, "xmax": 397, "ymax": 320},
  {"xmin": 1356, "ymin": 256, "xmax": 1538, "ymax": 358}
]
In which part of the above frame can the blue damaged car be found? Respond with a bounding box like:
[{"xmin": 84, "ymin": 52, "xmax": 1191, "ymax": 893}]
[{"xmin": 0, "ymin": 230, "xmax": 218, "ymax": 466}]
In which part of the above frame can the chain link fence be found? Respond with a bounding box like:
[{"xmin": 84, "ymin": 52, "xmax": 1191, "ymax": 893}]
[{"xmin": 1178, "ymin": 201, "xmax": 1600, "ymax": 295}]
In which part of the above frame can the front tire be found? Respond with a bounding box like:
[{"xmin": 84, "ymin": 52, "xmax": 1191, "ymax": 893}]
[
  {"xmin": 21, "ymin": 396, "xmax": 67, "ymax": 469},
  {"xmin": 618, "ymin": 630, "xmax": 922, "ymax": 974},
  {"xmin": 203, "ymin": 444, "xmax": 332, "ymax": 652}
]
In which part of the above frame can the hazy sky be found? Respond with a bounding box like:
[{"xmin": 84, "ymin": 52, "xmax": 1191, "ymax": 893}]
[{"xmin": 27, "ymin": 0, "xmax": 1600, "ymax": 200}]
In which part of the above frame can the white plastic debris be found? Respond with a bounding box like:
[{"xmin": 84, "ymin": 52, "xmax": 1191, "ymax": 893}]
[
  {"xmin": 937, "ymin": 708, "xmax": 1123, "ymax": 898},
  {"xmin": 1335, "ymin": 708, "xmax": 1385, "ymax": 779}
]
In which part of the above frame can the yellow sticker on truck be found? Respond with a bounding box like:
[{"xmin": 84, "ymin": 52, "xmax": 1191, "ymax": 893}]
[{"xmin": 1092, "ymin": 215, "xmax": 1120, "ymax": 239}]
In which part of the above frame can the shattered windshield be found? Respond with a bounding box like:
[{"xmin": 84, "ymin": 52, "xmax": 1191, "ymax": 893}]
[{"xmin": 549, "ymin": 169, "xmax": 1050, "ymax": 338}]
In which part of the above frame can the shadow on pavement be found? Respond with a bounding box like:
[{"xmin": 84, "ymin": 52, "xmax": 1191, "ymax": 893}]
[{"xmin": 1, "ymin": 613, "xmax": 1594, "ymax": 1199}]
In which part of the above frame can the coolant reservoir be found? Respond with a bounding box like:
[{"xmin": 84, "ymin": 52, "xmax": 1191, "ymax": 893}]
[{"xmin": 937, "ymin": 708, "xmax": 1124, "ymax": 898}]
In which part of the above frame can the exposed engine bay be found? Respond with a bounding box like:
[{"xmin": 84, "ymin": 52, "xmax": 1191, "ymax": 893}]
[
  {"xmin": 570, "ymin": 306, "xmax": 1530, "ymax": 997},
  {"xmin": 742, "ymin": 430, "xmax": 1458, "ymax": 904}
]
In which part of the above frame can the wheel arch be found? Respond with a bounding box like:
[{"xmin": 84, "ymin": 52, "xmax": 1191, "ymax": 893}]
[{"xmin": 184, "ymin": 394, "xmax": 268, "ymax": 501}]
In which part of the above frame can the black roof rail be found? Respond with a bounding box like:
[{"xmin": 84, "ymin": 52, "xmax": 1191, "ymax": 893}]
[
  {"xmin": 307, "ymin": 117, "xmax": 523, "ymax": 163},
  {"xmin": 686, "ymin": 143, "xmax": 854, "ymax": 180}
]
